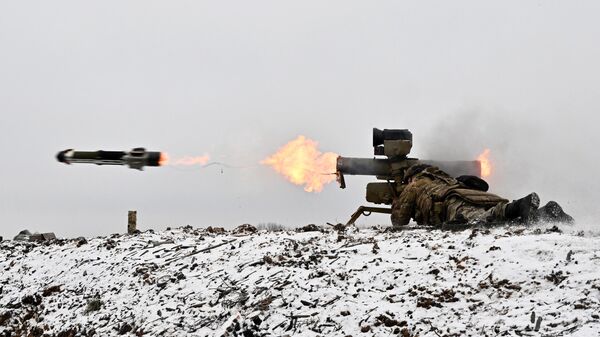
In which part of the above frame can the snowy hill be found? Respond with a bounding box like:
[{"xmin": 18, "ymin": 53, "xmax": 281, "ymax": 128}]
[{"xmin": 1, "ymin": 224, "xmax": 599, "ymax": 336}]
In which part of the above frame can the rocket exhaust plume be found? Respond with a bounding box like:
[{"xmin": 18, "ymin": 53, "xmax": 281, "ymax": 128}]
[
  {"xmin": 159, "ymin": 152, "xmax": 169, "ymax": 166},
  {"xmin": 159, "ymin": 153, "xmax": 211, "ymax": 167},
  {"xmin": 477, "ymin": 148, "xmax": 492, "ymax": 178},
  {"xmin": 262, "ymin": 136, "xmax": 338, "ymax": 192},
  {"xmin": 174, "ymin": 155, "xmax": 210, "ymax": 166}
]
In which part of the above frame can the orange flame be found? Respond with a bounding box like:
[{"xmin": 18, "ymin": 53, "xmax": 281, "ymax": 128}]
[
  {"xmin": 158, "ymin": 153, "xmax": 211, "ymax": 166},
  {"xmin": 159, "ymin": 152, "xmax": 170, "ymax": 166},
  {"xmin": 477, "ymin": 148, "xmax": 492, "ymax": 178},
  {"xmin": 262, "ymin": 135, "xmax": 338, "ymax": 192}
]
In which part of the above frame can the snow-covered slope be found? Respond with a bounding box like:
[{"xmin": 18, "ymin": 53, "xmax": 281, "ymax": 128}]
[{"xmin": 1, "ymin": 224, "xmax": 599, "ymax": 336}]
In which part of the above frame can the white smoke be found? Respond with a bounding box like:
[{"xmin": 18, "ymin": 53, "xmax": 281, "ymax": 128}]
[{"xmin": 417, "ymin": 108, "xmax": 600, "ymax": 231}]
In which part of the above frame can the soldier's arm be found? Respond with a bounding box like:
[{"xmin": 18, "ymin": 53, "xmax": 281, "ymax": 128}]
[{"xmin": 391, "ymin": 185, "xmax": 417, "ymax": 227}]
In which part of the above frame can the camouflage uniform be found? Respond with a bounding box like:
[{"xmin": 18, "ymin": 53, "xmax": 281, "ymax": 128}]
[{"xmin": 391, "ymin": 166, "xmax": 508, "ymax": 227}]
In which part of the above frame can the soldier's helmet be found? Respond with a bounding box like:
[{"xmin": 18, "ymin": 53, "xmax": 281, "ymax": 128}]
[{"xmin": 403, "ymin": 164, "xmax": 432, "ymax": 182}]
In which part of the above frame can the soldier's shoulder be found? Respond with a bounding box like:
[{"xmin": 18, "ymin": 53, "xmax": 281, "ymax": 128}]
[
  {"xmin": 411, "ymin": 176, "xmax": 433, "ymax": 187},
  {"xmin": 418, "ymin": 167, "xmax": 454, "ymax": 183}
]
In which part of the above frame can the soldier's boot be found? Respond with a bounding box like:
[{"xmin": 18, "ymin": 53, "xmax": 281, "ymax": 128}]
[
  {"xmin": 504, "ymin": 192, "xmax": 540, "ymax": 223},
  {"xmin": 535, "ymin": 201, "xmax": 574, "ymax": 224}
]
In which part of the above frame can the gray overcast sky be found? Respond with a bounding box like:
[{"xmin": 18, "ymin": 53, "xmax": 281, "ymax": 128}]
[{"xmin": 1, "ymin": 1, "xmax": 599, "ymax": 237}]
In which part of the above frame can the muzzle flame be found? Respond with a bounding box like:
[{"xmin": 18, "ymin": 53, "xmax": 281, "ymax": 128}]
[
  {"xmin": 477, "ymin": 148, "xmax": 492, "ymax": 178},
  {"xmin": 262, "ymin": 136, "xmax": 338, "ymax": 192}
]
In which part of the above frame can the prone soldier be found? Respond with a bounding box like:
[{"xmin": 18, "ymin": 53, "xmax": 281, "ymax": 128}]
[{"xmin": 391, "ymin": 164, "xmax": 573, "ymax": 228}]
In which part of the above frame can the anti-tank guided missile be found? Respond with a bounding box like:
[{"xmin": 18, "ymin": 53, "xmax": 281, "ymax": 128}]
[{"xmin": 56, "ymin": 148, "xmax": 164, "ymax": 170}]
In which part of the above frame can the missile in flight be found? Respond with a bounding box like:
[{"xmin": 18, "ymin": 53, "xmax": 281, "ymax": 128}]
[{"xmin": 56, "ymin": 148, "xmax": 164, "ymax": 170}]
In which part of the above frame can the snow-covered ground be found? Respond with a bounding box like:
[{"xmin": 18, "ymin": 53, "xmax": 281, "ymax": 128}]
[{"xmin": 1, "ymin": 224, "xmax": 599, "ymax": 336}]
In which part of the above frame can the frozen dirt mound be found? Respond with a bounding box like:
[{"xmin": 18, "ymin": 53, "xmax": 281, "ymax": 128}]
[{"xmin": 1, "ymin": 224, "xmax": 599, "ymax": 336}]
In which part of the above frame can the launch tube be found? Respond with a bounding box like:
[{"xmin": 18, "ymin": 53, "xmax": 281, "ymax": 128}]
[
  {"xmin": 336, "ymin": 157, "xmax": 392, "ymax": 176},
  {"xmin": 337, "ymin": 156, "xmax": 481, "ymax": 178},
  {"xmin": 419, "ymin": 160, "xmax": 481, "ymax": 178}
]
